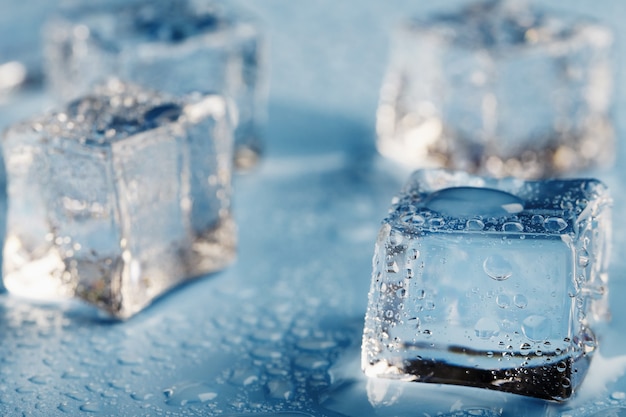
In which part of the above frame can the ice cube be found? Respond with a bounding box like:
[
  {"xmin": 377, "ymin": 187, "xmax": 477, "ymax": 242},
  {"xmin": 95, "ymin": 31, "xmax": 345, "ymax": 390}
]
[
  {"xmin": 44, "ymin": 0, "xmax": 266, "ymax": 169},
  {"xmin": 376, "ymin": 0, "xmax": 614, "ymax": 179},
  {"xmin": 1, "ymin": 80, "xmax": 236, "ymax": 319},
  {"xmin": 362, "ymin": 169, "xmax": 611, "ymax": 401}
]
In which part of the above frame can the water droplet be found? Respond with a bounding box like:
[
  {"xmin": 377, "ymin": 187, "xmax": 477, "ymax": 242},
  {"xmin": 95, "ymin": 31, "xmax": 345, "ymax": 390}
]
[
  {"xmin": 561, "ymin": 377, "xmax": 571, "ymax": 388},
  {"xmin": 389, "ymin": 229, "xmax": 404, "ymax": 246},
  {"xmin": 265, "ymin": 379, "xmax": 294, "ymax": 401},
  {"xmin": 117, "ymin": 355, "xmax": 143, "ymax": 366},
  {"xmin": 611, "ymin": 391, "xmax": 626, "ymax": 400},
  {"xmin": 466, "ymin": 219, "xmax": 485, "ymax": 231},
  {"xmin": 483, "ymin": 255, "xmax": 513, "ymax": 281},
  {"xmin": 228, "ymin": 367, "xmax": 260, "ymax": 387},
  {"xmin": 163, "ymin": 381, "xmax": 218, "ymax": 406},
  {"xmin": 62, "ymin": 370, "xmax": 89, "ymax": 379},
  {"xmin": 294, "ymin": 354, "xmax": 330, "ymax": 370},
  {"xmin": 514, "ymin": 294, "xmax": 528, "ymax": 308},
  {"xmin": 295, "ymin": 338, "xmax": 337, "ymax": 351},
  {"xmin": 424, "ymin": 187, "xmax": 524, "ymax": 217},
  {"xmin": 474, "ymin": 317, "xmax": 500, "ymax": 339},
  {"xmin": 578, "ymin": 249, "xmax": 590, "ymax": 267},
  {"xmin": 502, "ymin": 222, "xmax": 523, "ymax": 232},
  {"xmin": 521, "ymin": 315, "xmax": 551, "ymax": 342},
  {"xmin": 410, "ymin": 248, "xmax": 420, "ymax": 260},
  {"xmin": 79, "ymin": 402, "xmax": 101, "ymax": 413},
  {"xmin": 428, "ymin": 217, "xmax": 444, "ymax": 228},
  {"xmin": 543, "ymin": 217, "xmax": 568, "ymax": 232},
  {"xmin": 28, "ymin": 375, "xmax": 50, "ymax": 385},
  {"xmin": 556, "ymin": 361, "xmax": 567, "ymax": 372},
  {"xmin": 386, "ymin": 261, "xmax": 399, "ymax": 273},
  {"xmin": 496, "ymin": 294, "xmax": 511, "ymax": 308},
  {"xmin": 411, "ymin": 214, "xmax": 426, "ymax": 226}
]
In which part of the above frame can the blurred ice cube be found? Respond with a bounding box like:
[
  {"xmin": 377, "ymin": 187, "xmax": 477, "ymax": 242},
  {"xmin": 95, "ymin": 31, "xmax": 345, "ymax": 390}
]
[
  {"xmin": 377, "ymin": 0, "xmax": 613, "ymax": 179},
  {"xmin": 44, "ymin": 0, "xmax": 267, "ymax": 169}
]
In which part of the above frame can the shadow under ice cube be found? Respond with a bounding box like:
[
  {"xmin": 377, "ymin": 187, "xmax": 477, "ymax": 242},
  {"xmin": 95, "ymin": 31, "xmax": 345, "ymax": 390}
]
[
  {"xmin": 362, "ymin": 169, "xmax": 611, "ymax": 401},
  {"xmin": 44, "ymin": 0, "xmax": 266, "ymax": 169},
  {"xmin": 1, "ymin": 81, "xmax": 236, "ymax": 319},
  {"xmin": 376, "ymin": 0, "xmax": 614, "ymax": 179}
]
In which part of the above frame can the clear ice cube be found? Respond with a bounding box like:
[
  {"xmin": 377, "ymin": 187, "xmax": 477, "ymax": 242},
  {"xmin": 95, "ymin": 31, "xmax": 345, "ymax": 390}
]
[
  {"xmin": 376, "ymin": 0, "xmax": 614, "ymax": 179},
  {"xmin": 362, "ymin": 169, "xmax": 612, "ymax": 401},
  {"xmin": 44, "ymin": 0, "xmax": 266, "ymax": 169},
  {"xmin": 1, "ymin": 80, "xmax": 236, "ymax": 319}
]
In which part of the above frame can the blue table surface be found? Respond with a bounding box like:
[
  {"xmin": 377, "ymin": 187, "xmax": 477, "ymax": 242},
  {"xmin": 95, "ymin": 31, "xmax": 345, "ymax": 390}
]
[{"xmin": 1, "ymin": 1, "xmax": 626, "ymax": 416}]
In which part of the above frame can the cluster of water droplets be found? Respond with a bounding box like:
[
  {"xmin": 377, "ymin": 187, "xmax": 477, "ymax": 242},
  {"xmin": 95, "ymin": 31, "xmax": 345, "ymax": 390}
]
[{"xmin": 25, "ymin": 80, "xmax": 183, "ymax": 145}]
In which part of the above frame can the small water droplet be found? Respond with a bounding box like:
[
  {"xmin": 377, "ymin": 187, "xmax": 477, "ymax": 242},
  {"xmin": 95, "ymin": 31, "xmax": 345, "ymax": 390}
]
[
  {"xmin": 578, "ymin": 249, "xmax": 590, "ymax": 267},
  {"xmin": 611, "ymin": 391, "xmax": 626, "ymax": 400},
  {"xmin": 502, "ymin": 222, "xmax": 523, "ymax": 232},
  {"xmin": 428, "ymin": 217, "xmax": 444, "ymax": 228},
  {"xmin": 514, "ymin": 294, "xmax": 528, "ymax": 308},
  {"xmin": 117, "ymin": 355, "xmax": 144, "ymax": 366},
  {"xmin": 79, "ymin": 402, "xmax": 101, "ymax": 413},
  {"xmin": 521, "ymin": 315, "xmax": 551, "ymax": 342},
  {"xmin": 543, "ymin": 217, "xmax": 568, "ymax": 232},
  {"xmin": 28, "ymin": 375, "xmax": 50, "ymax": 385},
  {"xmin": 466, "ymin": 219, "xmax": 485, "ymax": 231},
  {"xmin": 266, "ymin": 379, "xmax": 294, "ymax": 401},
  {"xmin": 483, "ymin": 255, "xmax": 513, "ymax": 281},
  {"xmin": 386, "ymin": 261, "xmax": 399, "ymax": 273},
  {"xmin": 389, "ymin": 230, "xmax": 403, "ymax": 246},
  {"xmin": 474, "ymin": 317, "xmax": 500, "ymax": 339},
  {"xmin": 163, "ymin": 381, "xmax": 218, "ymax": 406},
  {"xmin": 496, "ymin": 294, "xmax": 511, "ymax": 308},
  {"xmin": 556, "ymin": 361, "xmax": 567, "ymax": 372}
]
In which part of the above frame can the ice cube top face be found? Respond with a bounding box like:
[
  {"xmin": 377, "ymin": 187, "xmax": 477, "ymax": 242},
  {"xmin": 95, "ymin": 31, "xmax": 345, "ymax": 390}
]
[
  {"xmin": 362, "ymin": 169, "xmax": 611, "ymax": 401},
  {"xmin": 376, "ymin": 0, "xmax": 613, "ymax": 179},
  {"xmin": 44, "ymin": 0, "xmax": 266, "ymax": 169},
  {"xmin": 1, "ymin": 81, "xmax": 236, "ymax": 319}
]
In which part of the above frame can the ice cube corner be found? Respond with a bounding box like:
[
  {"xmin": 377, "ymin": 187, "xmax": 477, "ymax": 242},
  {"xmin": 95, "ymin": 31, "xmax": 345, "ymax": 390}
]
[
  {"xmin": 362, "ymin": 169, "xmax": 611, "ymax": 401},
  {"xmin": 1, "ymin": 81, "xmax": 236, "ymax": 319}
]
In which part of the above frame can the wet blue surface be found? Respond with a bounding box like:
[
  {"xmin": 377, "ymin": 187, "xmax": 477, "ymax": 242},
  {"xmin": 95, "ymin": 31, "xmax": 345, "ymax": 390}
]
[{"xmin": 1, "ymin": 1, "xmax": 626, "ymax": 416}]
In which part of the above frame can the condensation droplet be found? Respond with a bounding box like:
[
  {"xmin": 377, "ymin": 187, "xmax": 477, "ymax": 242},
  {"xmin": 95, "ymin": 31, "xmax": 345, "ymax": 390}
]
[
  {"xmin": 543, "ymin": 217, "xmax": 568, "ymax": 232},
  {"xmin": 466, "ymin": 219, "xmax": 485, "ymax": 231},
  {"xmin": 474, "ymin": 317, "xmax": 500, "ymax": 339},
  {"xmin": 483, "ymin": 255, "xmax": 513, "ymax": 281},
  {"xmin": 578, "ymin": 249, "xmax": 590, "ymax": 268},
  {"xmin": 386, "ymin": 261, "xmax": 399, "ymax": 273},
  {"xmin": 389, "ymin": 229, "xmax": 404, "ymax": 246},
  {"xmin": 502, "ymin": 222, "xmax": 523, "ymax": 233},
  {"xmin": 514, "ymin": 294, "xmax": 528, "ymax": 309},
  {"xmin": 496, "ymin": 294, "xmax": 511, "ymax": 308},
  {"xmin": 521, "ymin": 315, "xmax": 551, "ymax": 342},
  {"xmin": 163, "ymin": 381, "xmax": 218, "ymax": 406}
]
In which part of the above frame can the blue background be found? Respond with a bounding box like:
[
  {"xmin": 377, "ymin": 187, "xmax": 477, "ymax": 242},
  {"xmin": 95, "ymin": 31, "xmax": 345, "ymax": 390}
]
[{"xmin": 1, "ymin": 1, "xmax": 626, "ymax": 416}]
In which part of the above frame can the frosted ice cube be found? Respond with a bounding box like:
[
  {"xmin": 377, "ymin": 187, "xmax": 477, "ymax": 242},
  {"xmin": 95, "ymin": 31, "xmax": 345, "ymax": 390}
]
[
  {"xmin": 44, "ymin": 0, "xmax": 266, "ymax": 169},
  {"xmin": 362, "ymin": 169, "xmax": 611, "ymax": 401},
  {"xmin": 1, "ymin": 80, "xmax": 236, "ymax": 319},
  {"xmin": 376, "ymin": 0, "xmax": 614, "ymax": 179}
]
